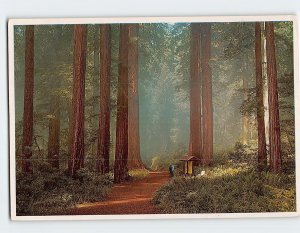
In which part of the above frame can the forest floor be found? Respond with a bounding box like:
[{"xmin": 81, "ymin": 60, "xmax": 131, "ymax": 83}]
[{"xmin": 67, "ymin": 171, "xmax": 170, "ymax": 215}]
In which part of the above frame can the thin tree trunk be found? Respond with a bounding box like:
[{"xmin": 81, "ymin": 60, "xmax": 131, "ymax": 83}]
[
  {"xmin": 255, "ymin": 22, "xmax": 267, "ymax": 170},
  {"xmin": 242, "ymin": 75, "xmax": 249, "ymax": 145},
  {"xmin": 97, "ymin": 25, "xmax": 111, "ymax": 174},
  {"xmin": 22, "ymin": 25, "xmax": 34, "ymax": 173},
  {"xmin": 189, "ymin": 23, "xmax": 202, "ymax": 161},
  {"xmin": 68, "ymin": 25, "xmax": 87, "ymax": 176},
  {"xmin": 128, "ymin": 24, "xmax": 144, "ymax": 170},
  {"xmin": 266, "ymin": 22, "xmax": 282, "ymax": 173},
  {"xmin": 48, "ymin": 95, "xmax": 60, "ymax": 168},
  {"xmin": 114, "ymin": 24, "xmax": 129, "ymax": 183},
  {"xmin": 201, "ymin": 23, "xmax": 213, "ymax": 166}
]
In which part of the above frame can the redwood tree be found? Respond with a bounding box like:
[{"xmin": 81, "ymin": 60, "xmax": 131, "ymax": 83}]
[
  {"xmin": 68, "ymin": 25, "xmax": 87, "ymax": 176},
  {"xmin": 48, "ymin": 95, "xmax": 60, "ymax": 168},
  {"xmin": 266, "ymin": 22, "xmax": 282, "ymax": 172},
  {"xmin": 128, "ymin": 24, "xmax": 144, "ymax": 169},
  {"xmin": 189, "ymin": 23, "xmax": 202, "ymax": 160},
  {"xmin": 21, "ymin": 25, "xmax": 34, "ymax": 173},
  {"xmin": 114, "ymin": 24, "xmax": 129, "ymax": 183},
  {"xmin": 96, "ymin": 24, "xmax": 111, "ymax": 174},
  {"xmin": 201, "ymin": 23, "xmax": 213, "ymax": 166},
  {"xmin": 255, "ymin": 22, "xmax": 267, "ymax": 169}
]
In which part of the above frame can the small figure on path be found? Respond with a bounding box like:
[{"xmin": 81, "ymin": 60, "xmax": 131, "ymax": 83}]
[{"xmin": 169, "ymin": 164, "xmax": 175, "ymax": 177}]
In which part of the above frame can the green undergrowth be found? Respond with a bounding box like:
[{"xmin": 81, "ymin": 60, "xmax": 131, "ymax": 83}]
[
  {"xmin": 16, "ymin": 163, "xmax": 113, "ymax": 216},
  {"xmin": 152, "ymin": 150, "xmax": 296, "ymax": 214}
]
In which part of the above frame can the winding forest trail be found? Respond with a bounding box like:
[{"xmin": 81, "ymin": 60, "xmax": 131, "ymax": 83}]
[{"xmin": 68, "ymin": 171, "xmax": 169, "ymax": 215}]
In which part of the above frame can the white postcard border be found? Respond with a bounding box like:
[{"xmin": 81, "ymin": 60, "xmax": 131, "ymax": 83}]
[{"xmin": 8, "ymin": 15, "xmax": 299, "ymax": 221}]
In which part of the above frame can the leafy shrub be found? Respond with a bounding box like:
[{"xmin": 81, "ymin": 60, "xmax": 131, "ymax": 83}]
[
  {"xmin": 152, "ymin": 168, "xmax": 296, "ymax": 213},
  {"xmin": 16, "ymin": 166, "xmax": 113, "ymax": 216}
]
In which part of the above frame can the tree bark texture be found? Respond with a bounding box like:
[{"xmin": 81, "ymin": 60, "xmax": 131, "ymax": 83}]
[
  {"xmin": 114, "ymin": 24, "xmax": 129, "ymax": 183},
  {"xmin": 266, "ymin": 22, "xmax": 282, "ymax": 173},
  {"xmin": 255, "ymin": 22, "xmax": 267, "ymax": 169},
  {"xmin": 189, "ymin": 23, "xmax": 202, "ymax": 161},
  {"xmin": 22, "ymin": 25, "xmax": 34, "ymax": 173},
  {"xmin": 128, "ymin": 24, "xmax": 144, "ymax": 170},
  {"xmin": 97, "ymin": 24, "xmax": 111, "ymax": 174},
  {"xmin": 262, "ymin": 23, "xmax": 270, "ymax": 149},
  {"xmin": 68, "ymin": 25, "xmax": 87, "ymax": 176},
  {"xmin": 201, "ymin": 23, "xmax": 213, "ymax": 166}
]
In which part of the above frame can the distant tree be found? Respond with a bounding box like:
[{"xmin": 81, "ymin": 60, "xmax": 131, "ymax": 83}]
[
  {"xmin": 96, "ymin": 25, "xmax": 111, "ymax": 174},
  {"xmin": 189, "ymin": 23, "xmax": 202, "ymax": 160},
  {"xmin": 68, "ymin": 25, "xmax": 87, "ymax": 176},
  {"xmin": 255, "ymin": 22, "xmax": 267, "ymax": 169},
  {"xmin": 91, "ymin": 25, "xmax": 100, "ymax": 156},
  {"xmin": 48, "ymin": 95, "xmax": 60, "ymax": 168},
  {"xmin": 114, "ymin": 24, "xmax": 129, "ymax": 183},
  {"xmin": 21, "ymin": 25, "xmax": 34, "ymax": 173},
  {"xmin": 201, "ymin": 23, "xmax": 213, "ymax": 165},
  {"xmin": 266, "ymin": 22, "xmax": 282, "ymax": 172},
  {"xmin": 128, "ymin": 24, "xmax": 144, "ymax": 169},
  {"xmin": 242, "ymin": 74, "xmax": 250, "ymax": 145}
]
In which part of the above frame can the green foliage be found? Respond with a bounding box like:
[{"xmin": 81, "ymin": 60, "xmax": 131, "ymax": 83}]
[
  {"xmin": 16, "ymin": 164, "xmax": 113, "ymax": 216},
  {"xmin": 152, "ymin": 168, "xmax": 296, "ymax": 213},
  {"xmin": 153, "ymin": 148, "xmax": 296, "ymax": 214},
  {"xmin": 228, "ymin": 141, "xmax": 256, "ymax": 164}
]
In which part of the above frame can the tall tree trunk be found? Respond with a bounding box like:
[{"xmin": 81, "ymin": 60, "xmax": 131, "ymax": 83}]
[
  {"xmin": 48, "ymin": 95, "xmax": 60, "ymax": 168},
  {"xmin": 201, "ymin": 23, "xmax": 213, "ymax": 166},
  {"xmin": 114, "ymin": 24, "xmax": 129, "ymax": 183},
  {"xmin": 189, "ymin": 23, "xmax": 202, "ymax": 160},
  {"xmin": 266, "ymin": 22, "xmax": 282, "ymax": 173},
  {"xmin": 242, "ymin": 75, "xmax": 249, "ymax": 145},
  {"xmin": 128, "ymin": 24, "xmax": 143, "ymax": 170},
  {"xmin": 96, "ymin": 25, "xmax": 111, "ymax": 174},
  {"xmin": 22, "ymin": 25, "xmax": 34, "ymax": 173},
  {"xmin": 262, "ymin": 23, "xmax": 270, "ymax": 149},
  {"xmin": 255, "ymin": 22, "xmax": 267, "ymax": 170},
  {"xmin": 68, "ymin": 25, "xmax": 87, "ymax": 177}
]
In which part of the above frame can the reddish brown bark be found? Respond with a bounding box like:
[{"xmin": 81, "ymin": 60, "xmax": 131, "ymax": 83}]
[
  {"xmin": 114, "ymin": 24, "xmax": 129, "ymax": 183},
  {"xmin": 96, "ymin": 25, "xmax": 111, "ymax": 174},
  {"xmin": 48, "ymin": 95, "xmax": 60, "ymax": 168},
  {"xmin": 255, "ymin": 22, "xmax": 267, "ymax": 170},
  {"xmin": 68, "ymin": 25, "xmax": 87, "ymax": 176},
  {"xmin": 266, "ymin": 22, "xmax": 282, "ymax": 173},
  {"xmin": 21, "ymin": 25, "xmax": 34, "ymax": 173},
  {"xmin": 201, "ymin": 23, "xmax": 213, "ymax": 166},
  {"xmin": 128, "ymin": 24, "xmax": 144, "ymax": 170},
  {"xmin": 189, "ymin": 23, "xmax": 202, "ymax": 161}
]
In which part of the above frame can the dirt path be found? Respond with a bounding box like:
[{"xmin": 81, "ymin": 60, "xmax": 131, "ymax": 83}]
[{"xmin": 68, "ymin": 171, "xmax": 169, "ymax": 215}]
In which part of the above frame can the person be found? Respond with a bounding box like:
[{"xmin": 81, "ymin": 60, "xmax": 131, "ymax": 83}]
[{"xmin": 169, "ymin": 164, "xmax": 175, "ymax": 177}]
